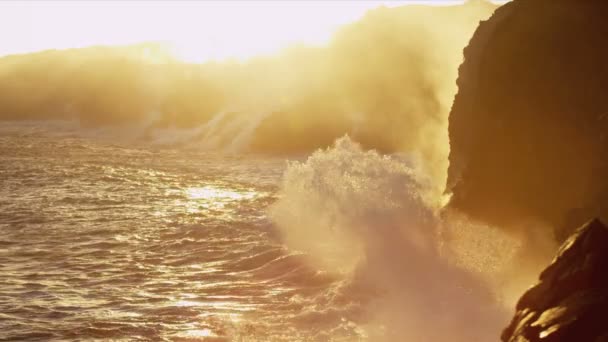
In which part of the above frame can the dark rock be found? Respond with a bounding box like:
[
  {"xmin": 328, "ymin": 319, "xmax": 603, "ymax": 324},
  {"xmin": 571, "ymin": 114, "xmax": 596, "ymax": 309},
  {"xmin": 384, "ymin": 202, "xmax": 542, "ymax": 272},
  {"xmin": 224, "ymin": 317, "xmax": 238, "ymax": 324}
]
[
  {"xmin": 501, "ymin": 219, "xmax": 608, "ymax": 342},
  {"xmin": 447, "ymin": 0, "xmax": 608, "ymax": 238}
]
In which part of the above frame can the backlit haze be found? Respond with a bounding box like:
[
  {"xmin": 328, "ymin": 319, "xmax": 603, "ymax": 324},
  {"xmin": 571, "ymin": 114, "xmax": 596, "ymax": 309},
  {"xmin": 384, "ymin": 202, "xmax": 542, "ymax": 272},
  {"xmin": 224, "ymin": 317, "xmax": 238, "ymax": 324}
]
[
  {"xmin": 2, "ymin": 1, "xmax": 549, "ymax": 341},
  {"xmin": 1, "ymin": 0, "xmax": 507, "ymax": 62}
]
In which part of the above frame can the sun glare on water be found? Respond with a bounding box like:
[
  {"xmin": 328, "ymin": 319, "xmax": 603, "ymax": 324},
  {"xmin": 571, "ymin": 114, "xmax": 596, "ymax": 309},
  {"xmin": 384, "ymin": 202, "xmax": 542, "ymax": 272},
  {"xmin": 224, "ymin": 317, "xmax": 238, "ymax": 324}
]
[
  {"xmin": 186, "ymin": 186, "xmax": 257, "ymax": 202},
  {"xmin": 178, "ymin": 186, "xmax": 260, "ymax": 215}
]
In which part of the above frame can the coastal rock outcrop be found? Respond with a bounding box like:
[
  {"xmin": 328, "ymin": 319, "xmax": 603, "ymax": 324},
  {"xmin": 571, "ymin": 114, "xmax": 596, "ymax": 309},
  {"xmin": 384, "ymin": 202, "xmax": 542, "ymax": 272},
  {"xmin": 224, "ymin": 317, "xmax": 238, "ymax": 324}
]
[
  {"xmin": 501, "ymin": 219, "xmax": 608, "ymax": 341},
  {"xmin": 447, "ymin": 0, "xmax": 608, "ymax": 239}
]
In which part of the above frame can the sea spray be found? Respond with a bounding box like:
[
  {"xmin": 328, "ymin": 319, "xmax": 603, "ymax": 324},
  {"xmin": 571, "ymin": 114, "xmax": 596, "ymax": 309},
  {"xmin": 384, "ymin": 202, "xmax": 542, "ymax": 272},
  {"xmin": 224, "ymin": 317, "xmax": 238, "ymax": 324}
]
[
  {"xmin": 0, "ymin": 2, "xmax": 497, "ymax": 164},
  {"xmin": 438, "ymin": 211, "xmax": 557, "ymax": 307},
  {"xmin": 270, "ymin": 136, "xmax": 511, "ymax": 341}
]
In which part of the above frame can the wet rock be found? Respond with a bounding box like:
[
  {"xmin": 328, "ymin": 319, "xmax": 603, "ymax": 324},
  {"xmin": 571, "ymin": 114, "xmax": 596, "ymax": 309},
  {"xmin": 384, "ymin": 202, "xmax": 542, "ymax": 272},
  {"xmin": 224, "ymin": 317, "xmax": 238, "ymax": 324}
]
[
  {"xmin": 447, "ymin": 0, "xmax": 608, "ymax": 238},
  {"xmin": 501, "ymin": 219, "xmax": 608, "ymax": 342}
]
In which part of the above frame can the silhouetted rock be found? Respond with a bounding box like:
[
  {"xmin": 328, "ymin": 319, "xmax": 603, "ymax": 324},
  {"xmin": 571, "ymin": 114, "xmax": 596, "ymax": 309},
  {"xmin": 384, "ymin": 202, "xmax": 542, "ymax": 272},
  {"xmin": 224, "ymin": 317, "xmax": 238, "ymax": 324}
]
[
  {"xmin": 501, "ymin": 219, "xmax": 608, "ymax": 342},
  {"xmin": 447, "ymin": 0, "xmax": 608, "ymax": 239}
]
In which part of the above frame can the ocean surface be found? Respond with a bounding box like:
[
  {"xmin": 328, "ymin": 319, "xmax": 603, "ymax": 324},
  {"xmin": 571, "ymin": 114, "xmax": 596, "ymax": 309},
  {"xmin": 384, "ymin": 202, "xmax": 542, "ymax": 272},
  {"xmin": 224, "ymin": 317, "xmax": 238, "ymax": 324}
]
[
  {"xmin": 0, "ymin": 121, "xmax": 514, "ymax": 341},
  {"xmin": 0, "ymin": 123, "xmax": 355, "ymax": 341}
]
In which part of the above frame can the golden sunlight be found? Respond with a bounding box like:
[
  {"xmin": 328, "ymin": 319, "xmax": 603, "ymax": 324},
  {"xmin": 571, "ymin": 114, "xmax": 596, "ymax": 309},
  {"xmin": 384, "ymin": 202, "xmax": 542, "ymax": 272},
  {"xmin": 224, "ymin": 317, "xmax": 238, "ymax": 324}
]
[
  {"xmin": 185, "ymin": 186, "xmax": 257, "ymax": 202},
  {"xmin": 180, "ymin": 186, "xmax": 260, "ymax": 214},
  {"xmin": 0, "ymin": 1, "xmax": 406, "ymax": 62},
  {"xmin": 0, "ymin": 0, "xmax": 508, "ymax": 63},
  {"xmin": 10, "ymin": 0, "xmax": 594, "ymax": 340}
]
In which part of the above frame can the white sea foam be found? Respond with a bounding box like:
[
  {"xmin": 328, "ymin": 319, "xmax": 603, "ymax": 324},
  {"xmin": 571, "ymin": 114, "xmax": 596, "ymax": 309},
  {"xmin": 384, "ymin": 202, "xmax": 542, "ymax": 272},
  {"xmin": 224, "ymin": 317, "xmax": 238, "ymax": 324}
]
[{"xmin": 270, "ymin": 136, "xmax": 519, "ymax": 341}]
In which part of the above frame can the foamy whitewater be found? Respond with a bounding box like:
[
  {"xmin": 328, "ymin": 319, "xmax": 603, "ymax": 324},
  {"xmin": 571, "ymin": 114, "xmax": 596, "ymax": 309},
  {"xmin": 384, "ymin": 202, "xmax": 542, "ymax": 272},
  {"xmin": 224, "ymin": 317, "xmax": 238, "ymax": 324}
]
[{"xmin": 0, "ymin": 122, "xmax": 544, "ymax": 341}]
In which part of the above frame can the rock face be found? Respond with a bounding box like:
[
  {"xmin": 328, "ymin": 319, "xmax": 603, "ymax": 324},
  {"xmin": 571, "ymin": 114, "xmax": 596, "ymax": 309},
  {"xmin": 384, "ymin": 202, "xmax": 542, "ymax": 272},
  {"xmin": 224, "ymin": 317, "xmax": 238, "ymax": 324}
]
[
  {"xmin": 501, "ymin": 219, "xmax": 608, "ymax": 342},
  {"xmin": 447, "ymin": 0, "xmax": 608, "ymax": 239}
]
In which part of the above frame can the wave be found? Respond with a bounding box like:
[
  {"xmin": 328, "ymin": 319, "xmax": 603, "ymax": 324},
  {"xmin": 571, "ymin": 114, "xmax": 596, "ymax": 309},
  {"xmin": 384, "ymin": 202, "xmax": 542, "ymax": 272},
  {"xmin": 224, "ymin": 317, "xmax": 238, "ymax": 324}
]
[{"xmin": 269, "ymin": 136, "xmax": 550, "ymax": 341}]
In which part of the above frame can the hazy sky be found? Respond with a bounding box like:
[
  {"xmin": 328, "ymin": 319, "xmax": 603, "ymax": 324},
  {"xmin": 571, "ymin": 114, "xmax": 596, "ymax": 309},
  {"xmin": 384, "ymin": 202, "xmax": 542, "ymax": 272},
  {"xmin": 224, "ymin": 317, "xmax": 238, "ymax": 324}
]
[{"xmin": 0, "ymin": 0, "xmax": 509, "ymax": 62}]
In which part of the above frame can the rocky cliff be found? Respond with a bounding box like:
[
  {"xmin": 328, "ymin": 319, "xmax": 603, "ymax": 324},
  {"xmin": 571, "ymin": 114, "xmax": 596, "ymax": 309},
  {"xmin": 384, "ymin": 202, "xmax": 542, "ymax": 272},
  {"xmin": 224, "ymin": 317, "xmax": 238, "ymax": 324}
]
[
  {"xmin": 447, "ymin": 0, "xmax": 608, "ymax": 239},
  {"xmin": 501, "ymin": 219, "xmax": 608, "ymax": 341}
]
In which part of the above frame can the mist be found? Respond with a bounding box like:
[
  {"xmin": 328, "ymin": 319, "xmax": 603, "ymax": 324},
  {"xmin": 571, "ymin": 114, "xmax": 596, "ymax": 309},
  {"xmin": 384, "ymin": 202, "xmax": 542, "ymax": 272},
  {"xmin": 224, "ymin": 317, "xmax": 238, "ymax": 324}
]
[
  {"xmin": 269, "ymin": 137, "xmax": 551, "ymax": 341},
  {"xmin": 0, "ymin": 1, "xmax": 496, "ymax": 192},
  {"xmin": 2, "ymin": 1, "xmax": 576, "ymax": 340}
]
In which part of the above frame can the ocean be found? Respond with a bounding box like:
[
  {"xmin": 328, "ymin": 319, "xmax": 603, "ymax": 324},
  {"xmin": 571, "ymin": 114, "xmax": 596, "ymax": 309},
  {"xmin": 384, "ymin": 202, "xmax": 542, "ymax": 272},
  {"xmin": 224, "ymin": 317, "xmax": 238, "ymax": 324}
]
[{"xmin": 1, "ymin": 121, "xmax": 517, "ymax": 341}]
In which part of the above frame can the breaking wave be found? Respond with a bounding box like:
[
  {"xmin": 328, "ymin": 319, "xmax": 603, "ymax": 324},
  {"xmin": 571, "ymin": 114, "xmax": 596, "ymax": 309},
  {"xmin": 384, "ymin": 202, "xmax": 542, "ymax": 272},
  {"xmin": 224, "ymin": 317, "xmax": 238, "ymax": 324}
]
[{"xmin": 269, "ymin": 136, "xmax": 548, "ymax": 341}]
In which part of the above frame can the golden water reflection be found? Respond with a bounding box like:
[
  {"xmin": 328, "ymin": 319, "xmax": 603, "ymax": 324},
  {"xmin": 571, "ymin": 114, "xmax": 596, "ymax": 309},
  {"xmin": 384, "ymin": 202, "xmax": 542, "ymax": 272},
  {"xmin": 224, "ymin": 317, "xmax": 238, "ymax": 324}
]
[
  {"xmin": 167, "ymin": 186, "xmax": 265, "ymax": 339},
  {"xmin": 174, "ymin": 327, "xmax": 221, "ymax": 341},
  {"xmin": 170, "ymin": 185, "xmax": 262, "ymax": 215},
  {"xmin": 186, "ymin": 186, "xmax": 257, "ymax": 201}
]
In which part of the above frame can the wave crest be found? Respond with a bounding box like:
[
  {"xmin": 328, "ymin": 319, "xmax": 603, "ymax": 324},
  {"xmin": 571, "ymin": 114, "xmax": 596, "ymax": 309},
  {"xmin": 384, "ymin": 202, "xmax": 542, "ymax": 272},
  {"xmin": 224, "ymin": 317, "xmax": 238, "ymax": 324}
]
[{"xmin": 270, "ymin": 136, "xmax": 511, "ymax": 341}]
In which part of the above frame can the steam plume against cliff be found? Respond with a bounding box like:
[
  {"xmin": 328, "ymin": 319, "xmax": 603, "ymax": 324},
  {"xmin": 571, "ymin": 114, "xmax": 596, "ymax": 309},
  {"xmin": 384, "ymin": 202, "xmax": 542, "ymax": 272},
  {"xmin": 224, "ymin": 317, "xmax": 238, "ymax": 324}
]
[
  {"xmin": 269, "ymin": 137, "xmax": 529, "ymax": 341},
  {"xmin": 0, "ymin": 2, "xmax": 496, "ymax": 192}
]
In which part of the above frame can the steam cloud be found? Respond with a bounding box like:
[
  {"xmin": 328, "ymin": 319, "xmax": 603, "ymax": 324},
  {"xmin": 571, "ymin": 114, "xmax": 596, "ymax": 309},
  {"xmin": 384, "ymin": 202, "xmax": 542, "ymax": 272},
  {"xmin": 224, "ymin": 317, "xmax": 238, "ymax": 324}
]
[
  {"xmin": 269, "ymin": 136, "xmax": 557, "ymax": 340},
  {"xmin": 270, "ymin": 137, "xmax": 515, "ymax": 341},
  {"xmin": 0, "ymin": 1, "xmax": 563, "ymax": 339},
  {"xmin": 0, "ymin": 1, "xmax": 496, "ymax": 192}
]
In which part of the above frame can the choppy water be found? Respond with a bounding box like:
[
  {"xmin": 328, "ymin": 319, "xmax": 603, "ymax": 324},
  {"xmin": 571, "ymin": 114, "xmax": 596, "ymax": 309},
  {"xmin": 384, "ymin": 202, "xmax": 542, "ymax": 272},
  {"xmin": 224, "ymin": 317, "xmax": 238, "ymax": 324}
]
[
  {"xmin": 0, "ymin": 129, "xmax": 365, "ymax": 341},
  {"xmin": 0, "ymin": 122, "xmax": 523, "ymax": 342}
]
